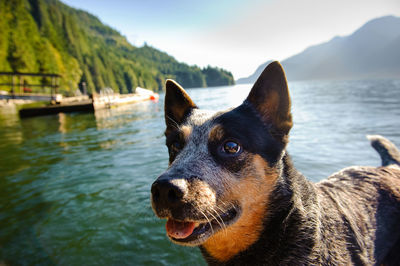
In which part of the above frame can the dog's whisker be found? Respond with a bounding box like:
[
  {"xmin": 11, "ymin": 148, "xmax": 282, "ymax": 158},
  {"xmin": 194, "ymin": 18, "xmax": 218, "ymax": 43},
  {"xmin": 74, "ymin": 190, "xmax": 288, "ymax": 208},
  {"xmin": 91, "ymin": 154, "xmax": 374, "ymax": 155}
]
[
  {"xmin": 210, "ymin": 206, "xmax": 228, "ymax": 235},
  {"xmin": 199, "ymin": 209, "xmax": 214, "ymax": 235},
  {"xmin": 215, "ymin": 202, "xmax": 235, "ymax": 232},
  {"xmin": 208, "ymin": 207, "xmax": 226, "ymax": 232}
]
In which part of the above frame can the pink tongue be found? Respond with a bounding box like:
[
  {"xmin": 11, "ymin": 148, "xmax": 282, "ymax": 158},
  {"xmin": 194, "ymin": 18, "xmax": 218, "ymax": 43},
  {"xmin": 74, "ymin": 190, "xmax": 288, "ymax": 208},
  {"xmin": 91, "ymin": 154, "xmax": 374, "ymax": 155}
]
[{"xmin": 166, "ymin": 219, "xmax": 196, "ymax": 239}]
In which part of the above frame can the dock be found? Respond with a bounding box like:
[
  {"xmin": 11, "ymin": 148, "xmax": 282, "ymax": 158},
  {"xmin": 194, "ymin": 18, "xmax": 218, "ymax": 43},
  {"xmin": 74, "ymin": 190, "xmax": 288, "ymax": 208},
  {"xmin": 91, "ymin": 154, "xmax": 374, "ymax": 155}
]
[
  {"xmin": 10, "ymin": 91, "xmax": 159, "ymax": 118},
  {"xmin": 0, "ymin": 70, "xmax": 159, "ymax": 118},
  {"xmin": 0, "ymin": 71, "xmax": 160, "ymax": 118},
  {"xmin": 0, "ymin": 90, "xmax": 159, "ymax": 118},
  {"xmin": 19, "ymin": 100, "xmax": 94, "ymax": 118}
]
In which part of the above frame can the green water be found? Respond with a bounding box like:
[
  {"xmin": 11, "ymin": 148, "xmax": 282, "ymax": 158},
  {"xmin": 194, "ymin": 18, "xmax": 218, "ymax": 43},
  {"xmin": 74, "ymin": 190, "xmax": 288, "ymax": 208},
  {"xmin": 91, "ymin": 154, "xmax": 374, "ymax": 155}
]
[
  {"xmin": 1, "ymin": 80, "xmax": 400, "ymax": 265},
  {"xmin": 0, "ymin": 101, "xmax": 205, "ymax": 265}
]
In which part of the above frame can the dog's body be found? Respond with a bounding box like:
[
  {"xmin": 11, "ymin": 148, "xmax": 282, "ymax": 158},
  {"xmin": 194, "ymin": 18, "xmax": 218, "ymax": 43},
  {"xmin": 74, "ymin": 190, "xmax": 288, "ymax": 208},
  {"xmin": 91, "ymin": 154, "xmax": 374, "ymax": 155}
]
[{"xmin": 151, "ymin": 62, "xmax": 400, "ymax": 265}]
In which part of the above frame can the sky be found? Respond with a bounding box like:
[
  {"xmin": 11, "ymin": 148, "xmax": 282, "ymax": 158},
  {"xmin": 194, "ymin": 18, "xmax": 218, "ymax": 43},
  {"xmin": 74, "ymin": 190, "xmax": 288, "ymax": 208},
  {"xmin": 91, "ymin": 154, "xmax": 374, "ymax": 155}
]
[{"xmin": 61, "ymin": 0, "xmax": 400, "ymax": 79}]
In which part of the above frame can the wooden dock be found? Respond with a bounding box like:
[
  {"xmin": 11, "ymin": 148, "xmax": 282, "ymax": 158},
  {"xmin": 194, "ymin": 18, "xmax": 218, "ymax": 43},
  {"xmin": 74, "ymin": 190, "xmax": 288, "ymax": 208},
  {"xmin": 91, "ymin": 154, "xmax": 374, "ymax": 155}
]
[
  {"xmin": 19, "ymin": 100, "xmax": 94, "ymax": 118},
  {"xmin": 17, "ymin": 90, "xmax": 159, "ymax": 118},
  {"xmin": 0, "ymin": 72, "xmax": 159, "ymax": 118}
]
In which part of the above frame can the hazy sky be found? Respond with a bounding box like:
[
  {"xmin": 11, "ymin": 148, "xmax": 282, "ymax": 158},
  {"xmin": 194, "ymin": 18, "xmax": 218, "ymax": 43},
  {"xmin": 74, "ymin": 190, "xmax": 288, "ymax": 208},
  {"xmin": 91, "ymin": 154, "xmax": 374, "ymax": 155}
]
[{"xmin": 61, "ymin": 0, "xmax": 400, "ymax": 79}]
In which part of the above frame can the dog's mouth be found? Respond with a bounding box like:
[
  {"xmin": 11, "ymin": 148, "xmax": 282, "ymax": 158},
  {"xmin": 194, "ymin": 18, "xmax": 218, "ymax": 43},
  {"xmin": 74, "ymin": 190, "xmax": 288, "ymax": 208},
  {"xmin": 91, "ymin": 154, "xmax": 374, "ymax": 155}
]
[{"xmin": 165, "ymin": 207, "xmax": 239, "ymax": 246}]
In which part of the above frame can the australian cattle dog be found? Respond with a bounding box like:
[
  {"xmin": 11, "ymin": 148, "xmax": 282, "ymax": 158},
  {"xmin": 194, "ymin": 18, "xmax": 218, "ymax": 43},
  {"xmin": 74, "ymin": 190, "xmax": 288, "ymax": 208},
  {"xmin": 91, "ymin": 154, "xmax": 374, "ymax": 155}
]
[{"xmin": 151, "ymin": 61, "xmax": 400, "ymax": 265}]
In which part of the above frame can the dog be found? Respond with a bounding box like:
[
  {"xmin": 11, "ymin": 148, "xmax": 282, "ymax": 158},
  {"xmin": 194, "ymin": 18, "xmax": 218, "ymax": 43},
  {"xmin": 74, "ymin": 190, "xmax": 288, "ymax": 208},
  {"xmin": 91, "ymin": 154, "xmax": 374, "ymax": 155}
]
[{"xmin": 150, "ymin": 61, "xmax": 400, "ymax": 265}]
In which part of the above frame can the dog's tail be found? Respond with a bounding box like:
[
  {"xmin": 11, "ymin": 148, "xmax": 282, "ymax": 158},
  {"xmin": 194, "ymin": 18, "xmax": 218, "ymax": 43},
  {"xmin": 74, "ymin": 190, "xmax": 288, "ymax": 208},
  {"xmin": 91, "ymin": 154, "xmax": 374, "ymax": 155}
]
[{"xmin": 367, "ymin": 135, "xmax": 400, "ymax": 166}]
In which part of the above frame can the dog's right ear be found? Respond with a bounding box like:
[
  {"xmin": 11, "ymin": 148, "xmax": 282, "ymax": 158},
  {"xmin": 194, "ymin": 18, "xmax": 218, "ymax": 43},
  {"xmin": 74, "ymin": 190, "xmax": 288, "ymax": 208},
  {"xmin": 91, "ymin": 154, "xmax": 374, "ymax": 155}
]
[
  {"xmin": 245, "ymin": 61, "xmax": 292, "ymax": 142},
  {"xmin": 164, "ymin": 79, "xmax": 197, "ymax": 131}
]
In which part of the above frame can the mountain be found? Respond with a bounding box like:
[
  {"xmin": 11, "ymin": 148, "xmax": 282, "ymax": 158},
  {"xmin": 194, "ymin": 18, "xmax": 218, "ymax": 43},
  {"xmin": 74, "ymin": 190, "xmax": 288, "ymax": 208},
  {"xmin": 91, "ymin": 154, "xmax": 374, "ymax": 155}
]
[
  {"xmin": 237, "ymin": 16, "xmax": 400, "ymax": 83},
  {"xmin": 236, "ymin": 61, "xmax": 273, "ymax": 84},
  {"xmin": 0, "ymin": 0, "xmax": 234, "ymax": 94}
]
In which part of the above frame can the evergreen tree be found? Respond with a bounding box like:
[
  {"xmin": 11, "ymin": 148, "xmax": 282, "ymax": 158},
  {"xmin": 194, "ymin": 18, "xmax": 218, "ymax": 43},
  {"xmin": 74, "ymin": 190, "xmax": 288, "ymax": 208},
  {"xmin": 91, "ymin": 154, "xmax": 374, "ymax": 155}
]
[{"xmin": 0, "ymin": 0, "xmax": 235, "ymax": 94}]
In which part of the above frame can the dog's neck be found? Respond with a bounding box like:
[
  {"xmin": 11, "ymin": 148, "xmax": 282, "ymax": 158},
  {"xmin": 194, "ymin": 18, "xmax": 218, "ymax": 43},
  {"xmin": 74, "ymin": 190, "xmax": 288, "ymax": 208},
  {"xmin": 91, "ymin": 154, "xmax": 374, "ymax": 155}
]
[{"xmin": 201, "ymin": 153, "xmax": 321, "ymax": 265}]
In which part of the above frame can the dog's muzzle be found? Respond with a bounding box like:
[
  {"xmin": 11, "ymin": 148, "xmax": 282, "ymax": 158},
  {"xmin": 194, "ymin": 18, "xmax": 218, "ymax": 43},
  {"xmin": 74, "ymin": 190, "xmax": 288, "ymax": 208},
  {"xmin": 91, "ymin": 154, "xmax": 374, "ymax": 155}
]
[{"xmin": 151, "ymin": 173, "xmax": 240, "ymax": 245}]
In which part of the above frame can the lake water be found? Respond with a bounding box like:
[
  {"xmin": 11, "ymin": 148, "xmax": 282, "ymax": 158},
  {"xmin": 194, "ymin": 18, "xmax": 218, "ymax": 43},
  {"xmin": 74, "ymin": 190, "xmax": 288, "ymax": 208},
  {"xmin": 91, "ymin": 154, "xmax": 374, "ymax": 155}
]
[{"xmin": 1, "ymin": 79, "xmax": 400, "ymax": 265}]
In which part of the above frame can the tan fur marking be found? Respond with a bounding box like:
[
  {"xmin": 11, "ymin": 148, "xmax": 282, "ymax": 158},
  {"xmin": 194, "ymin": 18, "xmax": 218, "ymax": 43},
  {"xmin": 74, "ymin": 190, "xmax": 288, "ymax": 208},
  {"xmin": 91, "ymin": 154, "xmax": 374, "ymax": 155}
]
[
  {"xmin": 203, "ymin": 155, "xmax": 279, "ymax": 262},
  {"xmin": 261, "ymin": 90, "xmax": 279, "ymax": 118},
  {"xmin": 181, "ymin": 126, "xmax": 192, "ymax": 142},
  {"xmin": 208, "ymin": 124, "xmax": 225, "ymax": 142},
  {"xmin": 256, "ymin": 90, "xmax": 292, "ymax": 137}
]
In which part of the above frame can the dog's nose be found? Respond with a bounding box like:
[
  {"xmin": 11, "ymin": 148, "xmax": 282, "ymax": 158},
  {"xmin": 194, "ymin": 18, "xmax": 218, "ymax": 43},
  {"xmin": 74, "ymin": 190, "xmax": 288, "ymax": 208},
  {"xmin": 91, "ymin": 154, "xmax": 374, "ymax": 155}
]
[{"xmin": 151, "ymin": 178, "xmax": 187, "ymax": 208}]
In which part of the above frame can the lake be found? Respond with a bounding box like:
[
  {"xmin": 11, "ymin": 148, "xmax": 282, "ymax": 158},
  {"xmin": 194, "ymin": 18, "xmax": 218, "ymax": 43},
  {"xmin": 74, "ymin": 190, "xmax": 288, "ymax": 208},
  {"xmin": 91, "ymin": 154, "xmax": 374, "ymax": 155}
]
[{"xmin": 1, "ymin": 79, "xmax": 400, "ymax": 265}]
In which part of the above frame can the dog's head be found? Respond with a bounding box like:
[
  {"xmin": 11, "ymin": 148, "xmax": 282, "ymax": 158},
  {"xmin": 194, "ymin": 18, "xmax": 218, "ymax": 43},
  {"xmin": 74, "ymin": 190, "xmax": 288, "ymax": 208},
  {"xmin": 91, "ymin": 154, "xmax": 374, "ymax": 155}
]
[{"xmin": 151, "ymin": 61, "xmax": 292, "ymax": 261}]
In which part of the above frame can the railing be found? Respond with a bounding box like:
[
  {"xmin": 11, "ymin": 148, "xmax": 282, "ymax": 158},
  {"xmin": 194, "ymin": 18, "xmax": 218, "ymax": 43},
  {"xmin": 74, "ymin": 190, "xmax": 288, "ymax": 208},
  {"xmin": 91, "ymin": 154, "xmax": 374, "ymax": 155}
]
[{"xmin": 0, "ymin": 72, "xmax": 61, "ymax": 98}]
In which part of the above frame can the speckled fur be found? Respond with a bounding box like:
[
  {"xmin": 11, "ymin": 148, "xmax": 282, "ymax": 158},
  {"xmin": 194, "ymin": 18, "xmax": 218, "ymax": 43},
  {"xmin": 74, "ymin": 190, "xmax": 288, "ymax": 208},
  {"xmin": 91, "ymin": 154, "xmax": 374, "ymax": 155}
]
[{"xmin": 151, "ymin": 62, "xmax": 400, "ymax": 265}]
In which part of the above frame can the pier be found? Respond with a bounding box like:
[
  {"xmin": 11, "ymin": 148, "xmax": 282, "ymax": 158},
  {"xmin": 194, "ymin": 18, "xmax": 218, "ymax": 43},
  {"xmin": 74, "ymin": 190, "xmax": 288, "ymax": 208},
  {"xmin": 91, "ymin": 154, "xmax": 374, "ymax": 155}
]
[
  {"xmin": 0, "ymin": 72, "xmax": 159, "ymax": 118},
  {"xmin": 19, "ymin": 100, "xmax": 94, "ymax": 118},
  {"xmin": 18, "ymin": 92, "xmax": 158, "ymax": 118}
]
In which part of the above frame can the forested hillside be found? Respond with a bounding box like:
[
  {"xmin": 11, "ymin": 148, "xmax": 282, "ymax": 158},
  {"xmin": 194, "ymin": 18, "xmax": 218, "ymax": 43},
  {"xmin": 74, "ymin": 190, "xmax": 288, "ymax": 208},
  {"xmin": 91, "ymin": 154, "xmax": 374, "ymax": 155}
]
[{"xmin": 0, "ymin": 0, "xmax": 234, "ymax": 94}]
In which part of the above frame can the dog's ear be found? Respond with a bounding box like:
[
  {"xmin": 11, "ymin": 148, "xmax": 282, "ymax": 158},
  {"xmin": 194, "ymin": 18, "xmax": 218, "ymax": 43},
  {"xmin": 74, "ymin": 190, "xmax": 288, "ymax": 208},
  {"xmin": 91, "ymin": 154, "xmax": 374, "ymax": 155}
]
[
  {"xmin": 245, "ymin": 61, "xmax": 292, "ymax": 141},
  {"xmin": 164, "ymin": 79, "xmax": 197, "ymax": 130}
]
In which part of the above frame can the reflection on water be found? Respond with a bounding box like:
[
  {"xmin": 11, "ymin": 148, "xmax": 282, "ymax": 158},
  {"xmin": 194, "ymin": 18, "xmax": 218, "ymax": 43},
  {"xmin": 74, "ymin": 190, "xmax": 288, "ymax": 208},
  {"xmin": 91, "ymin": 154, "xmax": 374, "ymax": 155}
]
[
  {"xmin": 0, "ymin": 79, "xmax": 399, "ymax": 265},
  {"xmin": 94, "ymin": 102, "xmax": 157, "ymax": 130},
  {"xmin": 0, "ymin": 106, "xmax": 23, "ymax": 145}
]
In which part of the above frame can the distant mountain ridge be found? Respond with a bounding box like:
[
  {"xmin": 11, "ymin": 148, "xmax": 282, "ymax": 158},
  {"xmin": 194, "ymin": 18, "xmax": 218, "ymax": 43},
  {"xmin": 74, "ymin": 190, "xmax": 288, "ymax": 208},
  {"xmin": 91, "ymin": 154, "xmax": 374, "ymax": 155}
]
[
  {"xmin": 0, "ymin": 0, "xmax": 234, "ymax": 94},
  {"xmin": 237, "ymin": 15, "xmax": 400, "ymax": 83}
]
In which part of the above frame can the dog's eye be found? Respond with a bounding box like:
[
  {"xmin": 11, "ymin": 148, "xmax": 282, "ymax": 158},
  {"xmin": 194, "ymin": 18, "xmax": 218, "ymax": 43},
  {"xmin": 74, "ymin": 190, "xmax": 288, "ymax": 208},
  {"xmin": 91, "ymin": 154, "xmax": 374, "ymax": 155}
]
[{"xmin": 223, "ymin": 141, "xmax": 240, "ymax": 154}]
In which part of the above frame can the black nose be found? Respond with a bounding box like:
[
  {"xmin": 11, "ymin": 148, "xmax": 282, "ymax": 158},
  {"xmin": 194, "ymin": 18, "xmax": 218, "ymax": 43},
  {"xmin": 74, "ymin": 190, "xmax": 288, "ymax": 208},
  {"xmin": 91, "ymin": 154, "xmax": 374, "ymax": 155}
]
[{"xmin": 151, "ymin": 178, "xmax": 187, "ymax": 209}]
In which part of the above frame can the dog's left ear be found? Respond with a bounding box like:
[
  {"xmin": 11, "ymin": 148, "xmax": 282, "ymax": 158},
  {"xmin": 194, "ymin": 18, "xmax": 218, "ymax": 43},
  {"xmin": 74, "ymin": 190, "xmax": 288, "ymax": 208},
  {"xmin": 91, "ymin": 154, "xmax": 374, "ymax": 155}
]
[
  {"xmin": 245, "ymin": 61, "xmax": 292, "ymax": 141},
  {"xmin": 164, "ymin": 79, "xmax": 197, "ymax": 131}
]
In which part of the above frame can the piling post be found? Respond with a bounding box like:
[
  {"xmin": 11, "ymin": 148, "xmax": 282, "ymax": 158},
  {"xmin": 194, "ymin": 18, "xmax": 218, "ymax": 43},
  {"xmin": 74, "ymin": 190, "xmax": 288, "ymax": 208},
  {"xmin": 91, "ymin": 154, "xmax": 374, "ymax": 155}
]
[{"xmin": 11, "ymin": 75, "xmax": 15, "ymax": 99}]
